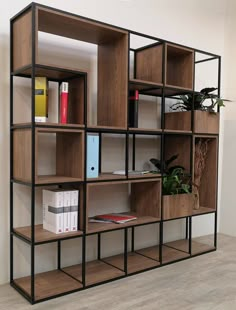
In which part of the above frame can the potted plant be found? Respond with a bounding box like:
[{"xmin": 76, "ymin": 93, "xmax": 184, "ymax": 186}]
[
  {"xmin": 165, "ymin": 87, "xmax": 230, "ymax": 134},
  {"xmin": 150, "ymin": 155, "xmax": 194, "ymax": 220}
]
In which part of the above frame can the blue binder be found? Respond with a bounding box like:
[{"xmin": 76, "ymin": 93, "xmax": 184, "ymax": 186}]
[{"xmin": 87, "ymin": 134, "xmax": 99, "ymax": 178}]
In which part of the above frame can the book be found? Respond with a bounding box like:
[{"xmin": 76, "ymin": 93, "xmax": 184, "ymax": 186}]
[
  {"xmin": 93, "ymin": 213, "xmax": 137, "ymax": 224},
  {"xmin": 43, "ymin": 189, "xmax": 64, "ymax": 234},
  {"xmin": 63, "ymin": 191, "xmax": 71, "ymax": 233},
  {"xmin": 113, "ymin": 170, "xmax": 150, "ymax": 175},
  {"xmin": 128, "ymin": 90, "xmax": 139, "ymax": 128},
  {"xmin": 60, "ymin": 82, "xmax": 69, "ymax": 123},
  {"xmin": 35, "ymin": 77, "xmax": 48, "ymax": 122},
  {"xmin": 70, "ymin": 190, "xmax": 79, "ymax": 231}
]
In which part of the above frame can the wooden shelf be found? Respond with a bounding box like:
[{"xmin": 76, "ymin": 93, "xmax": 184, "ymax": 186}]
[
  {"xmin": 63, "ymin": 260, "xmax": 125, "ymax": 286},
  {"xmin": 35, "ymin": 175, "xmax": 83, "ymax": 185},
  {"xmin": 87, "ymin": 125, "xmax": 127, "ymax": 132},
  {"xmin": 129, "ymin": 78, "xmax": 163, "ymax": 91},
  {"xmin": 128, "ymin": 173, "xmax": 161, "ymax": 179},
  {"xmin": 192, "ymin": 206, "xmax": 216, "ymax": 216},
  {"xmin": 13, "ymin": 63, "xmax": 87, "ymax": 80},
  {"xmin": 14, "ymin": 224, "xmax": 83, "ymax": 243},
  {"xmin": 87, "ymin": 173, "xmax": 126, "ymax": 182},
  {"xmin": 164, "ymin": 239, "xmax": 215, "ymax": 255},
  {"xmin": 103, "ymin": 252, "xmax": 159, "ymax": 274},
  {"xmin": 129, "ymin": 128, "xmax": 162, "ymax": 134},
  {"xmin": 14, "ymin": 270, "xmax": 82, "ymax": 301},
  {"xmin": 87, "ymin": 214, "xmax": 160, "ymax": 234},
  {"xmin": 163, "ymin": 129, "xmax": 192, "ymax": 134},
  {"xmin": 136, "ymin": 245, "xmax": 190, "ymax": 264},
  {"xmin": 12, "ymin": 122, "xmax": 85, "ymax": 129}
]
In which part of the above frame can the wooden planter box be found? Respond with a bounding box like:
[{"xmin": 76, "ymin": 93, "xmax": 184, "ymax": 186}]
[
  {"xmin": 162, "ymin": 193, "xmax": 193, "ymax": 220},
  {"xmin": 165, "ymin": 111, "xmax": 219, "ymax": 134}
]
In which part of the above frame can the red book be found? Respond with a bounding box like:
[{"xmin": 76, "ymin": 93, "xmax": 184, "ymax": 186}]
[
  {"xmin": 94, "ymin": 213, "xmax": 137, "ymax": 224},
  {"xmin": 60, "ymin": 82, "xmax": 69, "ymax": 123}
]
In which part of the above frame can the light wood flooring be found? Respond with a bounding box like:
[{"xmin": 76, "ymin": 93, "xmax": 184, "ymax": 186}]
[{"xmin": 1, "ymin": 234, "xmax": 236, "ymax": 309}]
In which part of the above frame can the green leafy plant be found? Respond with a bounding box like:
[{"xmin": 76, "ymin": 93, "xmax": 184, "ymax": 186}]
[
  {"xmin": 150, "ymin": 154, "xmax": 184, "ymax": 174},
  {"xmin": 150, "ymin": 155, "xmax": 190, "ymax": 195},
  {"xmin": 162, "ymin": 167, "xmax": 190, "ymax": 195},
  {"xmin": 170, "ymin": 87, "xmax": 230, "ymax": 113}
]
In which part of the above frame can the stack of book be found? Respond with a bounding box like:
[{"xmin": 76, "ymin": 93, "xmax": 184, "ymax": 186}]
[
  {"xmin": 89, "ymin": 213, "xmax": 137, "ymax": 224},
  {"xmin": 35, "ymin": 78, "xmax": 70, "ymax": 124},
  {"xmin": 43, "ymin": 189, "xmax": 79, "ymax": 234}
]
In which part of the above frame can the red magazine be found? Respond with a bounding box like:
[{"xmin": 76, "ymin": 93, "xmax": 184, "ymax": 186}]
[
  {"xmin": 94, "ymin": 213, "xmax": 137, "ymax": 224},
  {"xmin": 60, "ymin": 82, "xmax": 69, "ymax": 123}
]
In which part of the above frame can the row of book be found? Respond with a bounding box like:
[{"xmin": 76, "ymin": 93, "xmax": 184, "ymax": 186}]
[
  {"xmin": 35, "ymin": 77, "xmax": 69, "ymax": 124},
  {"xmin": 43, "ymin": 189, "xmax": 79, "ymax": 234},
  {"xmin": 35, "ymin": 76, "xmax": 139, "ymax": 127}
]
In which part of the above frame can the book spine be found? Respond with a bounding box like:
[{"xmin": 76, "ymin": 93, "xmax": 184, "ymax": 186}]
[
  {"xmin": 128, "ymin": 90, "xmax": 139, "ymax": 128},
  {"xmin": 63, "ymin": 191, "xmax": 71, "ymax": 232},
  {"xmin": 60, "ymin": 82, "xmax": 69, "ymax": 124},
  {"xmin": 35, "ymin": 77, "xmax": 48, "ymax": 122},
  {"xmin": 70, "ymin": 190, "xmax": 79, "ymax": 231},
  {"xmin": 43, "ymin": 190, "xmax": 63, "ymax": 234}
]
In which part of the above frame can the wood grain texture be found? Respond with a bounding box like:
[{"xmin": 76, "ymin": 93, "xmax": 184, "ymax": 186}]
[
  {"xmin": 17, "ymin": 64, "xmax": 87, "ymax": 80},
  {"xmin": 135, "ymin": 44, "xmax": 163, "ymax": 84},
  {"xmin": 67, "ymin": 76, "xmax": 85, "ymax": 125},
  {"xmin": 63, "ymin": 260, "xmax": 125, "ymax": 286},
  {"xmin": 162, "ymin": 193, "xmax": 193, "ymax": 220},
  {"xmin": 103, "ymin": 252, "xmax": 159, "ymax": 274},
  {"xmin": 131, "ymin": 180, "xmax": 161, "ymax": 218},
  {"xmin": 87, "ymin": 173, "xmax": 126, "ymax": 182},
  {"xmin": 13, "ymin": 224, "xmax": 83, "ymax": 243},
  {"xmin": 194, "ymin": 137, "xmax": 218, "ymax": 210},
  {"xmin": 13, "ymin": 10, "xmax": 32, "ymax": 71},
  {"xmin": 14, "ymin": 270, "xmax": 82, "ymax": 301},
  {"xmin": 165, "ymin": 239, "xmax": 215, "ymax": 255},
  {"xmin": 129, "ymin": 78, "xmax": 163, "ymax": 91},
  {"xmin": 165, "ymin": 111, "xmax": 192, "ymax": 131},
  {"xmin": 13, "ymin": 129, "xmax": 32, "ymax": 182},
  {"xmin": 37, "ymin": 7, "xmax": 127, "ymax": 44},
  {"xmin": 35, "ymin": 175, "xmax": 83, "ymax": 184},
  {"xmin": 136, "ymin": 245, "xmax": 190, "ymax": 263},
  {"xmin": 164, "ymin": 135, "xmax": 191, "ymax": 173},
  {"xmin": 97, "ymin": 34, "xmax": 128, "ymax": 128},
  {"xmin": 165, "ymin": 43, "xmax": 194, "ymax": 90},
  {"xmin": 56, "ymin": 131, "xmax": 84, "ymax": 180},
  {"xmin": 87, "ymin": 214, "xmax": 159, "ymax": 234},
  {"xmin": 194, "ymin": 111, "xmax": 219, "ymax": 134}
]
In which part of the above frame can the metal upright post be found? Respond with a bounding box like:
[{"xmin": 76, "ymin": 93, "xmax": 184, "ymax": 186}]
[{"xmin": 30, "ymin": 4, "xmax": 36, "ymax": 303}]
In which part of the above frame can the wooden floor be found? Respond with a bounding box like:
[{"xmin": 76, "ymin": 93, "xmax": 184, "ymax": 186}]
[{"xmin": 1, "ymin": 234, "xmax": 236, "ymax": 309}]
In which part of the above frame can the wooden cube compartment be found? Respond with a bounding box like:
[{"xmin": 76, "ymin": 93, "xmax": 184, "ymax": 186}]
[
  {"xmin": 135, "ymin": 44, "xmax": 163, "ymax": 84},
  {"xmin": 163, "ymin": 193, "xmax": 194, "ymax": 220},
  {"xmin": 12, "ymin": 7, "xmax": 128, "ymax": 129},
  {"xmin": 13, "ymin": 127, "xmax": 84, "ymax": 184},
  {"xmin": 86, "ymin": 179, "xmax": 161, "ymax": 234},
  {"xmin": 165, "ymin": 111, "xmax": 219, "ymax": 134},
  {"xmin": 164, "ymin": 134, "xmax": 192, "ymax": 174},
  {"xmin": 193, "ymin": 136, "xmax": 218, "ymax": 214},
  {"xmin": 165, "ymin": 43, "xmax": 194, "ymax": 90}
]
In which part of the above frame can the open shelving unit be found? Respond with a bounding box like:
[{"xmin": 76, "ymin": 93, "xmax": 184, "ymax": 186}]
[{"xmin": 10, "ymin": 2, "xmax": 220, "ymax": 304}]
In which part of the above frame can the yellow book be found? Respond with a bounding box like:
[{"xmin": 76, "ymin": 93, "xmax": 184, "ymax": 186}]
[{"xmin": 35, "ymin": 77, "xmax": 48, "ymax": 122}]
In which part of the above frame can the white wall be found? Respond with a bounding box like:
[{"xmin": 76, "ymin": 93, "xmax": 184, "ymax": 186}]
[
  {"xmin": 219, "ymin": 0, "xmax": 236, "ymax": 236},
  {"xmin": 0, "ymin": 0, "xmax": 228, "ymax": 284}
]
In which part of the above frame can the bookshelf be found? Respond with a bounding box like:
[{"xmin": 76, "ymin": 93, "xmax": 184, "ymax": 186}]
[{"xmin": 10, "ymin": 2, "xmax": 220, "ymax": 304}]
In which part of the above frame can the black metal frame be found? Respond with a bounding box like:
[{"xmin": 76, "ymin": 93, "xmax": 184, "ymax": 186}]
[{"xmin": 10, "ymin": 2, "xmax": 220, "ymax": 304}]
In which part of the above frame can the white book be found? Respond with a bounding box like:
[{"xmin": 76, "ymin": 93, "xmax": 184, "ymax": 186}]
[
  {"xmin": 63, "ymin": 191, "xmax": 71, "ymax": 233},
  {"xmin": 70, "ymin": 190, "xmax": 79, "ymax": 232},
  {"xmin": 43, "ymin": 189, "xmax": 64, "ymax": 234}
]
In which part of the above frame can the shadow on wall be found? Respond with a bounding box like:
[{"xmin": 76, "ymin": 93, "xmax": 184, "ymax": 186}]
[{"xmin": 0, "ymin": 33, "xmax": 10, "ymax": 284}]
